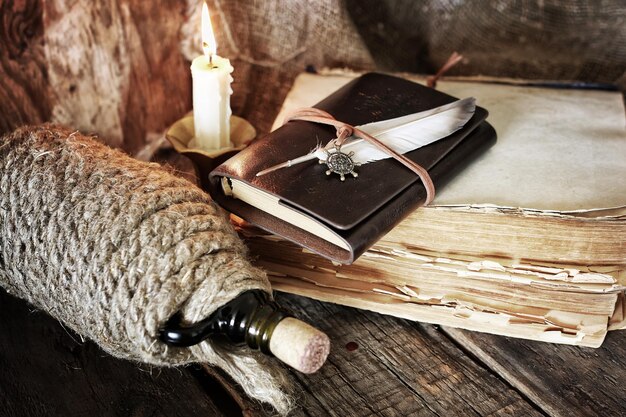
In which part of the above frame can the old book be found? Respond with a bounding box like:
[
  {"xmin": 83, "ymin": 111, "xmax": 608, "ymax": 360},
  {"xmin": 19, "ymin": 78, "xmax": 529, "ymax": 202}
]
[
  {"xmin": 208, "ymin": 73, "xmax": 496, "ymax": 264},
  {"xmin": 240, "ymin": 70, "xmax": 626, "ymax": 347},
  {"xmin": 267, "ymin": 71, "xmax": 626, "ymax": 266},
  {"xmin": 243, "ymin": 231, "xmax": 623, "ymax": 348}
]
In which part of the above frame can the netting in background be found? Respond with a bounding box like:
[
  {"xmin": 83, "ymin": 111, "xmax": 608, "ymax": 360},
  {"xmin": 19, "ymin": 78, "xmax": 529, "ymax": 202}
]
[{"xmin": 346, "ymin": 0, "xmax": 625, "ymax": 84}]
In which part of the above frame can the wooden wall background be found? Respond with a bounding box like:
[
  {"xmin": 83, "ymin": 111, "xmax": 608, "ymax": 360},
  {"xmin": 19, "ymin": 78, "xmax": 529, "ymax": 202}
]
[
  {"xmin": 3, "ymin": 0, "xmax": 622, "ymax": 156},
  {"xmin": 1, "ymin": 0, "xmax": 192, "ymax": 154}
]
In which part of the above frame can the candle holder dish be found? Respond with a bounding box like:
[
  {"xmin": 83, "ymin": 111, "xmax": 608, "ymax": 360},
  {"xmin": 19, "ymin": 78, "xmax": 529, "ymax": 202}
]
[{"xmin": 166, "ymin": 113, "xmax": 256, "ymax": 190}]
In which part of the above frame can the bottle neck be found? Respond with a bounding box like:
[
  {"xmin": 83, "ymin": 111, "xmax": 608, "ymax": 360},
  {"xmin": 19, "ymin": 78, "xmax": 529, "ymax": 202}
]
[{"xmin": 159, "ymin": 290, "xmax": 291, "ymax": 354}]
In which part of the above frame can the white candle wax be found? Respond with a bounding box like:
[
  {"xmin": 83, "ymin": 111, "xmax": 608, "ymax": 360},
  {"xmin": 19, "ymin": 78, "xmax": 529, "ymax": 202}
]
[{"xmin": 191, "ymin": 54, "xmax": 233, "ymax": 150}]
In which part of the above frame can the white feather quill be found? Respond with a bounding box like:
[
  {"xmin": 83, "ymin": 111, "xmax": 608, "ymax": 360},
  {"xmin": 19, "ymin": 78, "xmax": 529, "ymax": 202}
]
[{"xmin": 256, "ymin": 97, "xmax": 476, "ymax": 177}]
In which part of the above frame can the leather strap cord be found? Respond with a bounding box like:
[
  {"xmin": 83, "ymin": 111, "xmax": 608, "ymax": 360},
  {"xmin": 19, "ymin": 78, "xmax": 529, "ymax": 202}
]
[{"xmin": 283, "ymin": 108, "xmax": 436, "ymax": 205}]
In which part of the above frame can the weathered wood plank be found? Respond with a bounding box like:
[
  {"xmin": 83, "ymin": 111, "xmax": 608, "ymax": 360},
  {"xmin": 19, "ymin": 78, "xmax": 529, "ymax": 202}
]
[
  {"xmin": 1, "ymin": 0, "xmax": 193, "ymax": 153},
  {"xmin": 0, "ymin": 289, "xmax": 237, "ymax": 417},
  {"xmin": 276, "ymin": 293, "xmax": 545, "ymax": 417},
  {"xmin": 42, "ymin": 0, "xmax": 192, "ymax": 153},
  {"xmin": 0, "ymin": 0, "xmax": 52, "ymax": 135},
  {"xmin": 441, "ymin": 327, "xmax": 626, "ymax": 417}
]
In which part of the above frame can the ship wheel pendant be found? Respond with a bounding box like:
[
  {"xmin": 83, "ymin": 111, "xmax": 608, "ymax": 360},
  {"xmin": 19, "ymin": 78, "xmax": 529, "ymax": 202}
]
[{"xmin": 318, "ymin": 143, "xmax": 360, "ymax": 181}]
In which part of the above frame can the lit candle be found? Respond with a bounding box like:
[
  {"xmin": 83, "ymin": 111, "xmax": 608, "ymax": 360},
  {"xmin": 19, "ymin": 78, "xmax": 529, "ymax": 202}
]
[{"xmin": 190, "ymin": 2, "xmax": 234, "ymax": 150}]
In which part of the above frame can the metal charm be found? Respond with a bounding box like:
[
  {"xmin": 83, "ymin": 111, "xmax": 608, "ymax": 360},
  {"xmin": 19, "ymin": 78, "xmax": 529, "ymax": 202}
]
[{"xmin": 318, "ymin": 143, "xmax": 360, "ymax": 181}]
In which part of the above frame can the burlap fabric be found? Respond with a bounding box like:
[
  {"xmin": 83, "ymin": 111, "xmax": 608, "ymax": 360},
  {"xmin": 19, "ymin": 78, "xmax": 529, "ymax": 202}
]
[
  {"xmin": 182, "ymin": 0, "xmax": 625, "ymax": 136},
  {"xmin": 0, "ymin": 125, "xmax": 294, "ymax": 414}
]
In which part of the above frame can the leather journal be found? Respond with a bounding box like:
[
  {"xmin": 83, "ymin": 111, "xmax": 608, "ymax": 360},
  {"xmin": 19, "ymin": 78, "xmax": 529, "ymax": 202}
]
[{"xmin": 208, "ymin": 73, "xmax": 496, "ymax": 264}]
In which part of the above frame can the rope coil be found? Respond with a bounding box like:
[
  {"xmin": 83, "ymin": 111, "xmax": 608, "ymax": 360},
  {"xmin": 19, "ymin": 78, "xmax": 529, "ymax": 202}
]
[{"xmin": 0, "ymin": 125, "xmax": 294, "ymax": 414}]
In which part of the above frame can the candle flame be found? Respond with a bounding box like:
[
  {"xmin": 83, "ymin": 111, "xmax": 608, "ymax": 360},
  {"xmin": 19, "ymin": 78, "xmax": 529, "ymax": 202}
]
[{"xmin": 201, "ymin": 2, "xmax": 217, "ymax": 60}]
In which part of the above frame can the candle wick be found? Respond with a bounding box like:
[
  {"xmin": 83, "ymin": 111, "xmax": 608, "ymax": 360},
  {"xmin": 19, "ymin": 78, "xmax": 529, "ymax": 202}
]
[{"xmin": 202, "ymin": 41, "xmax": 216, "ymax": 68}]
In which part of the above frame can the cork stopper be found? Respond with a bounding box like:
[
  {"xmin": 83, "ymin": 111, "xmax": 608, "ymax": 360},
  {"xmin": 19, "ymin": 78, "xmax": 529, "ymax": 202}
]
[{"xmin": 269, "ymin": 317, "xmax": 330, "ymax": 373}]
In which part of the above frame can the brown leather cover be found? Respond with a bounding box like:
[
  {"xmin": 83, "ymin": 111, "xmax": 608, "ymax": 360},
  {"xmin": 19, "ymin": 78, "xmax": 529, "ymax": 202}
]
[{"xmin": 209, "ymin": 73, "xmax": 496, "ymax": 264}]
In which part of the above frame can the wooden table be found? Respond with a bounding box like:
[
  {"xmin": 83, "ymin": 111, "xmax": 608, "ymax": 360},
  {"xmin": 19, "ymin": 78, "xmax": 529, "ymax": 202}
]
[
  {"xmin": 2, "ymin": 287, "xmax": 624, "ymax": 417},
  {"xmin": 2, "ymin": 152, "xmax": 625, "ymax": 417}
]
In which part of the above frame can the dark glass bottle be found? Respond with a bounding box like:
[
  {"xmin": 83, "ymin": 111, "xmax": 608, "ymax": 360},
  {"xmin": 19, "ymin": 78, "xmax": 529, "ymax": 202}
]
[{"xmin": 159, "ymin": 290, "xmax": 291, "ymax": 355}]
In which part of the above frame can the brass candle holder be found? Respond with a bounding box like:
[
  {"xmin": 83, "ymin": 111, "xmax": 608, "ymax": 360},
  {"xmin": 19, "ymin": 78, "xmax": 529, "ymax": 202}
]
[{"xmin": 165, "ymin": 113, "xmax": 256, "ymax": 190}]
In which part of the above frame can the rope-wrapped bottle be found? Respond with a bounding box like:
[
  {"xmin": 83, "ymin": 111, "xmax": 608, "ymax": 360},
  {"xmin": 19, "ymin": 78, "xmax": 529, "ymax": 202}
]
[{"xmin": 0, "ymin": 125, "xmax": 329, "ymax": 413}]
